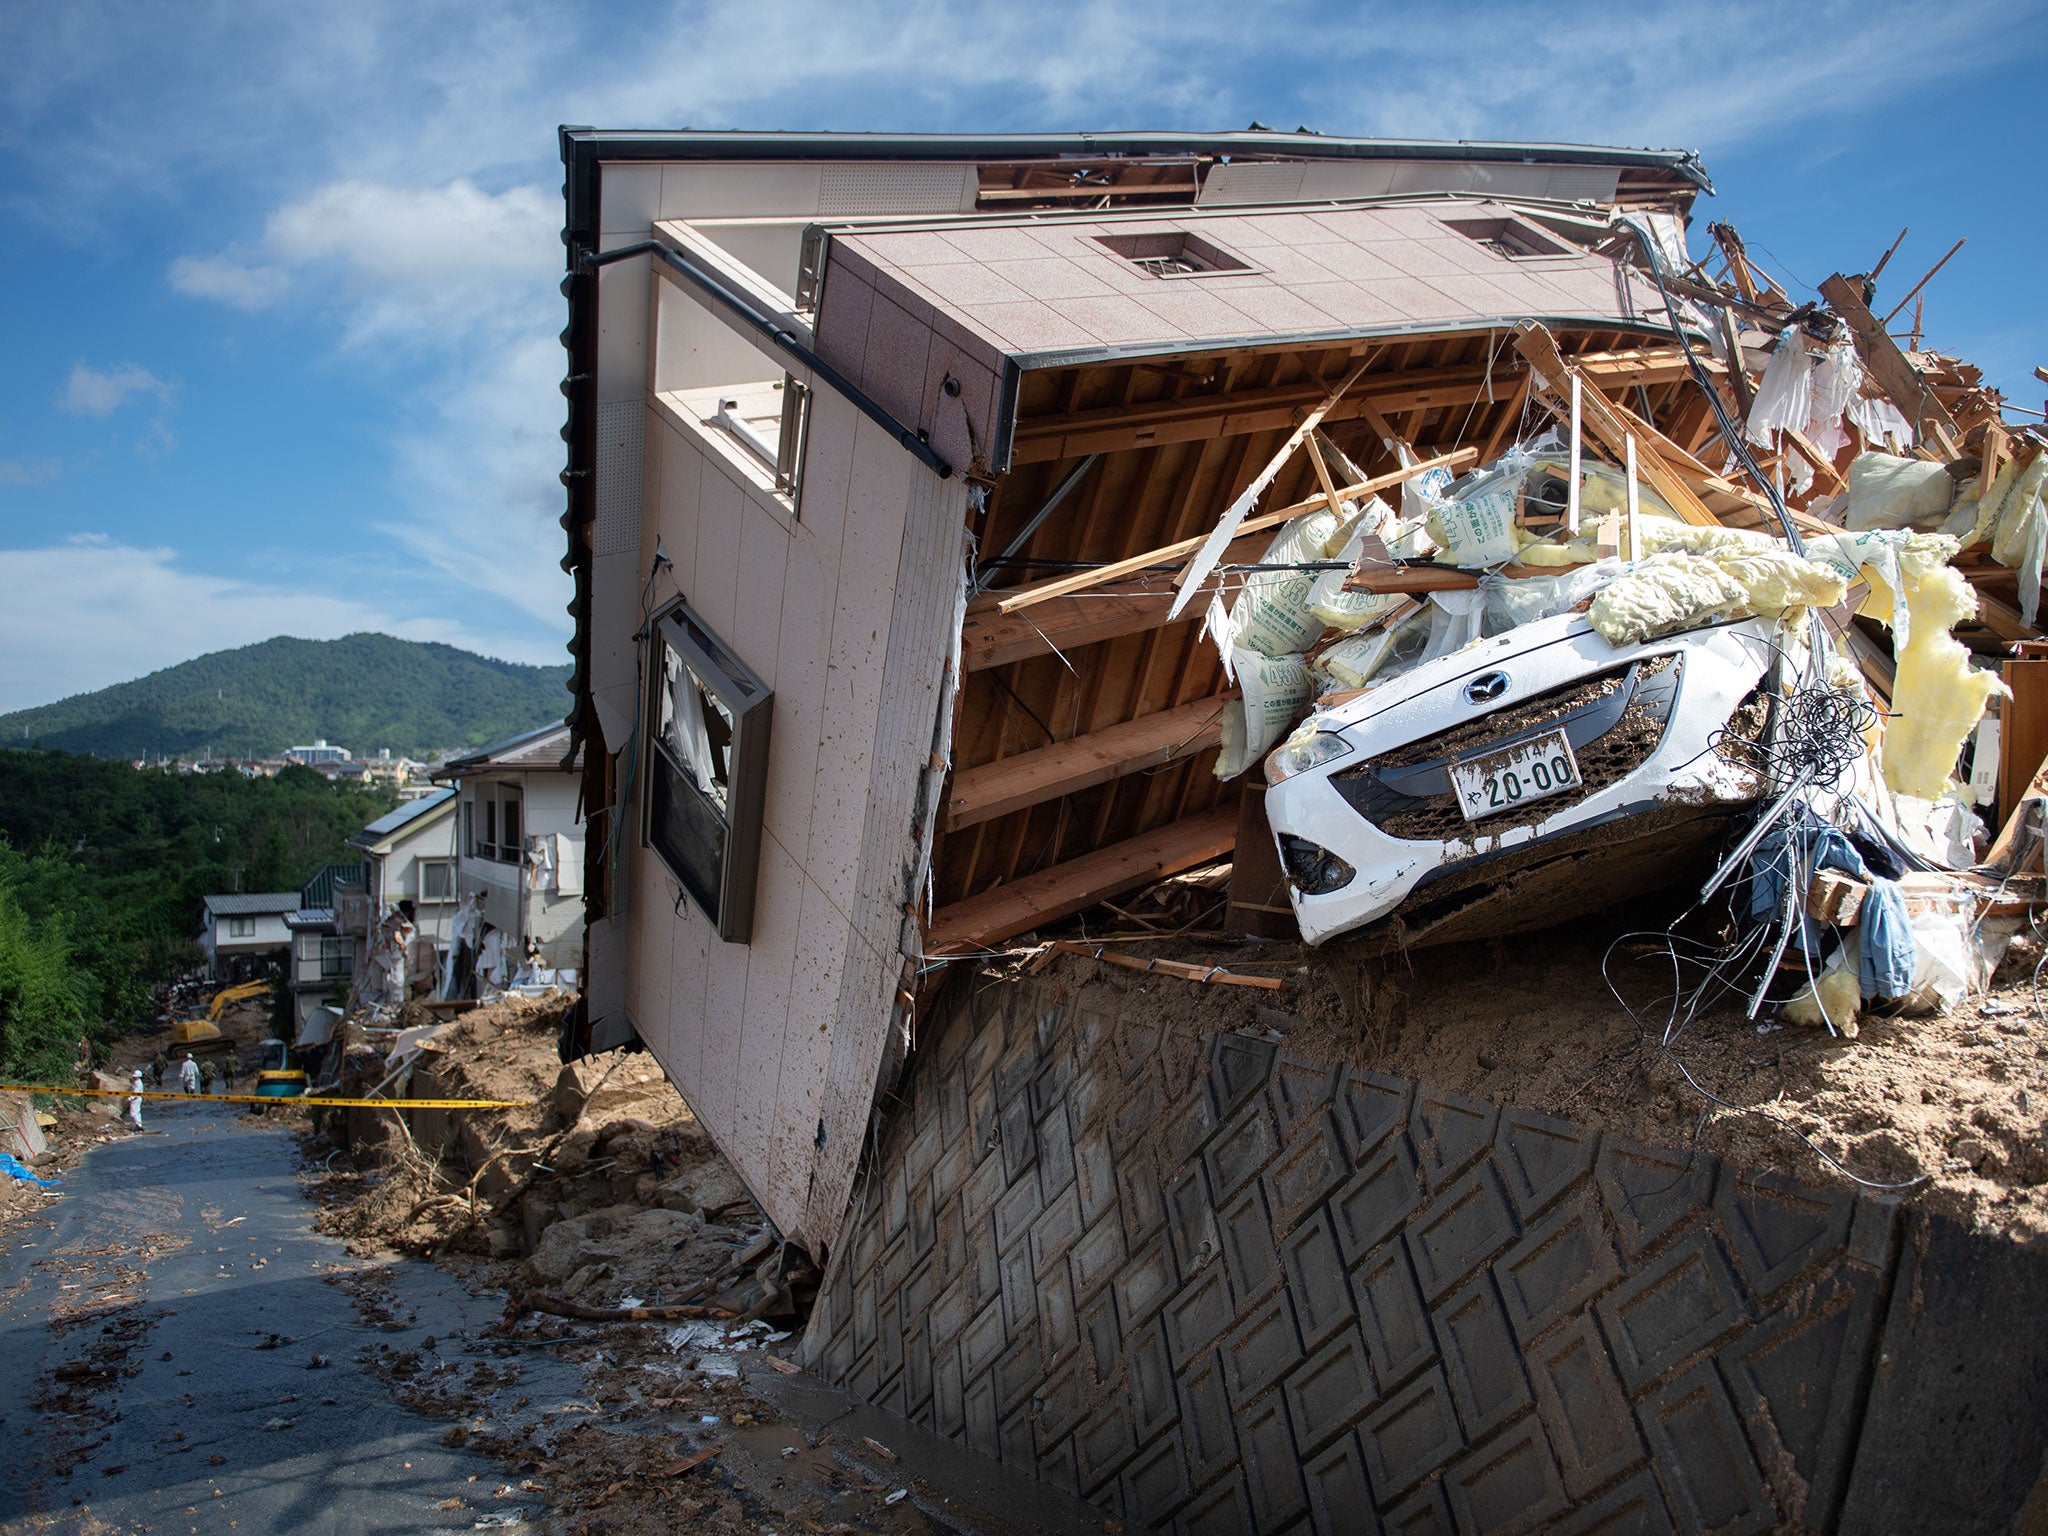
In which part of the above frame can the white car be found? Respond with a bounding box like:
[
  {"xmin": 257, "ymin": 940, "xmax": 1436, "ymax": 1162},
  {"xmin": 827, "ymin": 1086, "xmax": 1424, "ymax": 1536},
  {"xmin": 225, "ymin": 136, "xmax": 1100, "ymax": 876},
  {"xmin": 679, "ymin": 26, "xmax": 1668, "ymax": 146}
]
[{"xmin": 1262, "ymin": 612, "xmax": 1779, "ymax": 948}]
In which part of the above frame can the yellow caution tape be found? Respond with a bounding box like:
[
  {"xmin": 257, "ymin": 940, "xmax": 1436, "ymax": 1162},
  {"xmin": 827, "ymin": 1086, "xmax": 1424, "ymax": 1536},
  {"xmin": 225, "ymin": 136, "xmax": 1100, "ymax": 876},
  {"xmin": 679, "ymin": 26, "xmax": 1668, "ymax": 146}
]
[{"xmin": 0, "ymin": 1083, "xmax": 532, "ymax": 1111}]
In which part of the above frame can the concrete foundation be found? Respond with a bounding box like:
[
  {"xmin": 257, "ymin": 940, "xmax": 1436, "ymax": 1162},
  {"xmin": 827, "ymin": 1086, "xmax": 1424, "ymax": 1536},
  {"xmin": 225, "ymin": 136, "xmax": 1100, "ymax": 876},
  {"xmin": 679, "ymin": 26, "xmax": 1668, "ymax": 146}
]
[{"xmin": 801, "ymin": 969, "xmax": 2048, "ymax": 1534}]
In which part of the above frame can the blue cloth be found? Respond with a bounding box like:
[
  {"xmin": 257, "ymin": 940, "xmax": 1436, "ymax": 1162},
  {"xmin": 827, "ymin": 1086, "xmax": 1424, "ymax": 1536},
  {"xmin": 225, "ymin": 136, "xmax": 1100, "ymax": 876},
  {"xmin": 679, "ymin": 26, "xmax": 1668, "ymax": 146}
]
[
  {"xmin": 1746, "ymin": 808, "xmax": 1917, "ymax": 1001},
  {"xmin": 0, "ymin": 1152, "xmax": 57, "ymax": 1188},
  {"xmin": 1857, "ymin": 877, "xmax": 1918, "ymax": 1001}
]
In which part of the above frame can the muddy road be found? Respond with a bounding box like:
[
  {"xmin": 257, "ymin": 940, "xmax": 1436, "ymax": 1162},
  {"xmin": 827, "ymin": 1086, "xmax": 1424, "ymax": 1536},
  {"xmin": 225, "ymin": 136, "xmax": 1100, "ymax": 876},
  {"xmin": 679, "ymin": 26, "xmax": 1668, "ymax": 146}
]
[{"xmin": 0, "ymin": 1100, "xmax": 575, "ymax": 1534}]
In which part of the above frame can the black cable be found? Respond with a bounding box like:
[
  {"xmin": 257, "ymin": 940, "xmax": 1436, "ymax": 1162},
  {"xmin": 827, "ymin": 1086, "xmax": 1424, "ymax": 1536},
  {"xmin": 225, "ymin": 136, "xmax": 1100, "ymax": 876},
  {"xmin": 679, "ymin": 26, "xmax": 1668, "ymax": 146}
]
[{"xmin": 1619, "ymin": 218, "xmax": 1804, "ymax": 556}]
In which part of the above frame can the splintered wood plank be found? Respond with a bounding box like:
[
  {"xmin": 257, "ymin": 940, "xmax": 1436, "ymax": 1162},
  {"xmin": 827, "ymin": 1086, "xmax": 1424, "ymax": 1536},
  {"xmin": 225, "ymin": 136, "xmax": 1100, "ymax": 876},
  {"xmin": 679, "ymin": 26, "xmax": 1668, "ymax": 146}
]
[
  {"xmin": 942, "ymin": 694, "xmax": 1233, "ymax": 832},
  {"xmin": 1818, "ymin": 273, "xmax": 1962, "ymax": 448},
  {"xmin": 924, "ymin": 804, "xmax": 1239, "ymax": 953},
  {"xmin": 976, "ymin": 447, "xmax": 1476, "ymax": 618}
]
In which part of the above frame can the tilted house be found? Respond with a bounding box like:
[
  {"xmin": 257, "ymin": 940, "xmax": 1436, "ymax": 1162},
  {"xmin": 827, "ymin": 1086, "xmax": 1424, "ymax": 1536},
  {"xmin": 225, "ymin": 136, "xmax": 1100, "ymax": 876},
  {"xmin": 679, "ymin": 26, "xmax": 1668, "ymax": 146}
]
[
  {"xmin": 553, "ymin": 129, "xmax": 1724, "ymax": 1262},
  {"xmin": 348, "ymin": 786, "xmax": 461, "ymax": 951}
]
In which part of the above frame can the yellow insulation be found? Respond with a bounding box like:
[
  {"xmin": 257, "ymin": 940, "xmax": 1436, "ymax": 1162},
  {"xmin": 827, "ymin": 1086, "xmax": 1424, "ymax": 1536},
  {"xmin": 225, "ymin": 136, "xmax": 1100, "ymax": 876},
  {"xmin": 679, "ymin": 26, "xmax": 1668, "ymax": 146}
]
[
  {"xmin": 1588, "ymin": 524, "xmax": 1848, "ymax": 646},
  {"xmin": 1881, "ymin": 561, "xmax": 2005, "ymax": 798},
  {"xmin": 1782, "ymin": 959, "xmax": 1862, "ymax": 1037}
]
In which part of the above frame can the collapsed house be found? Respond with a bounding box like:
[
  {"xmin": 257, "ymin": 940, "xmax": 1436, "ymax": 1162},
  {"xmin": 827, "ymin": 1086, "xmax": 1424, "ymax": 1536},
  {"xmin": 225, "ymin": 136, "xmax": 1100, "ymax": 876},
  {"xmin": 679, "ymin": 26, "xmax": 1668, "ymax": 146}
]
[{"xmin": 552, "ymin": 129, "xmax": 2048, "ymax": 1532}]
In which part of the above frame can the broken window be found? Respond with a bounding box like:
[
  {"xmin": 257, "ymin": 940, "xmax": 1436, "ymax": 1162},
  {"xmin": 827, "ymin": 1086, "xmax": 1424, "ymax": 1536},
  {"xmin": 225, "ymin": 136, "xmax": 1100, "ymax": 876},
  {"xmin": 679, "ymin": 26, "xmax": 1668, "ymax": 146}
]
[{"xmin": 646, "ymin": 599, "xmax": 773, "ymax": 943}]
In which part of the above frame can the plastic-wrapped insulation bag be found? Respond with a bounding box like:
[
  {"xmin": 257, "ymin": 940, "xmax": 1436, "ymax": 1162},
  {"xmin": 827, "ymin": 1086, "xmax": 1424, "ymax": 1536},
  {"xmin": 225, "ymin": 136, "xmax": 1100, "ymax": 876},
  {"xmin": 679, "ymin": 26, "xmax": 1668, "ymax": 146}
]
[
  {"xmin": 1990, "ymin": 453, "xmax": 2048, "ymax": 568},
  {"xmin": 1313, "ymin": 605, "xmax": 1434, "ymax": 691},
  {"xmin": 1840, "ymin": 452, "xmax": 1955, "ymax": 532},
  {"xmin": 1225, "ymin": 507, "xmax": 1342, "ymax": 658},
  {"xmin": 1970, "ymin": 455, "xmax": 2021, "ymax": 546},
  {"xmin": 1213, "ymin": 650, "xmax": 1311, "ymax": 779},
  {"xmin": 1307, "ymin": 497, "xmax": 1402, "ymax": 630}
]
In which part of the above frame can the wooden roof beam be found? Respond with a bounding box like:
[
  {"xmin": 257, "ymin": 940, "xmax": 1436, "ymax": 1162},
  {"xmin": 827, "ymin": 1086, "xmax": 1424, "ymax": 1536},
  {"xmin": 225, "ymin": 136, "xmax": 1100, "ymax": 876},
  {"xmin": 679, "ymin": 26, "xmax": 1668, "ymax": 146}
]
[
  {"xmin": 942, "ymin": 693, "xmax": 1232, "ymax": 832},
  {"xmin": 924, "ymin": 804, "xmax": 1239, "ymax": 954}
]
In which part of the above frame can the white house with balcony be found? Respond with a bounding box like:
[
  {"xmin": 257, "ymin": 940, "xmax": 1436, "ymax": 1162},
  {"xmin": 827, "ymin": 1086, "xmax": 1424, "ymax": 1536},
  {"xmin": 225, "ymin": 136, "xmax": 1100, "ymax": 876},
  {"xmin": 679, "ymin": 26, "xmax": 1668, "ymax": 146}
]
[{"xmin": 441, "ymin": 722, "xmax": 585, "ymax": 986}]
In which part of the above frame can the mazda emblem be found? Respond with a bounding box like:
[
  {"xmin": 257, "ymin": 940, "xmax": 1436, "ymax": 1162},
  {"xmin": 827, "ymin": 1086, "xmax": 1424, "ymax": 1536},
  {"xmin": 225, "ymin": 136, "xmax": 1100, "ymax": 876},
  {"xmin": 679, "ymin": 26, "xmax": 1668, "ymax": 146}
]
[{"xmin": 1463, "ymin": 671, "xmax": 1510, "ymax": 704}]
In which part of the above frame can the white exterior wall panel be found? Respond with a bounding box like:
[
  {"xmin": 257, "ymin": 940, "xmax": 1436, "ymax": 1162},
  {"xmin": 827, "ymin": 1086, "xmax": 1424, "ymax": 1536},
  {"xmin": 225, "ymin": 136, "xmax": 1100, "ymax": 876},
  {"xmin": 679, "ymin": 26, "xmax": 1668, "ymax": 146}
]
[{"xmin": 627, "ymin": 382, "xmax": 962, "ymax": 1250}]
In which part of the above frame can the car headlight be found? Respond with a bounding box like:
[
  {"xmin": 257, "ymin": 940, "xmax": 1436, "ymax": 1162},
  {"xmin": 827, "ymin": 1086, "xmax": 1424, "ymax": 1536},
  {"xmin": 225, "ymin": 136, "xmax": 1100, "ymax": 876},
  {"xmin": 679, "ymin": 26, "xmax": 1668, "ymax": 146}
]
[{"xmin": 1265, "ymin": 724, "xmax": 1355, "ymax": 785}]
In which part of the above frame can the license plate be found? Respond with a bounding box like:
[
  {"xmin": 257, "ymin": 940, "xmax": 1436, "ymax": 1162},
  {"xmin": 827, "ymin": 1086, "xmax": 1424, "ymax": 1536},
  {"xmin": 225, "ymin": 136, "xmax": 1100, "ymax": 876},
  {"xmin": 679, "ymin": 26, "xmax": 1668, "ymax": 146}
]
[{"xmin": 1448, "ymin": 729, "xmax": 1583, "ymax": 822}]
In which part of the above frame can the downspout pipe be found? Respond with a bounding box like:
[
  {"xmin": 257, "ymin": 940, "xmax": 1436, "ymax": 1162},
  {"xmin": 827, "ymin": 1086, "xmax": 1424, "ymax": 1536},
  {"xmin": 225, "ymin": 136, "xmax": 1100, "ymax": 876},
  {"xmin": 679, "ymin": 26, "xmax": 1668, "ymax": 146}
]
[{"xmin": 579, "ymin": 239, "xmax": 954, "ymax": 480}]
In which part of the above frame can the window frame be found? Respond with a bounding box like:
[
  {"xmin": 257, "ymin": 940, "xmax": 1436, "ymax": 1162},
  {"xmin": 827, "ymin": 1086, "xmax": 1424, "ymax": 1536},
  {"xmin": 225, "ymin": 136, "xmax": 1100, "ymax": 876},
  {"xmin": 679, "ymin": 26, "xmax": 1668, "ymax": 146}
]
[
  {"xmin": 418, "ymin": 859, "xmax": 456, "ymax": 903},
  {"xmin": 643, "ymin": 598, "xmax": 774, "ymax": 944},
  {"xmin": 227, "ymin": 914, "xmax": 256, "ymax": 939},
  {"xmin": 318, "ymin": 936, "xmax": 354, "ymax": 979}
]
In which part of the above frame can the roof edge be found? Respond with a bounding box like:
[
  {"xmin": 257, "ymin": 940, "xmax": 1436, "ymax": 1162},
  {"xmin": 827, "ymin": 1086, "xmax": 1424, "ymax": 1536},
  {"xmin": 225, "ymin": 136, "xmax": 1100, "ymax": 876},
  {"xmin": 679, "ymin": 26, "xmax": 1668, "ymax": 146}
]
[{"xmin": 556, "ymin": 128, "xmax": 1710, "ymax": 189}]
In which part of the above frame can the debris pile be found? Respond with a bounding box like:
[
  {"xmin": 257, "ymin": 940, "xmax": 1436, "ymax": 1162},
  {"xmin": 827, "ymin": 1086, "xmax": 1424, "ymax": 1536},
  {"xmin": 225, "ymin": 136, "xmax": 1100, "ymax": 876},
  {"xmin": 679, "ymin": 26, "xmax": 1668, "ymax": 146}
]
[{"xmin": 306, "ymin": 990, "xmax": 789, "ymax": 1323}]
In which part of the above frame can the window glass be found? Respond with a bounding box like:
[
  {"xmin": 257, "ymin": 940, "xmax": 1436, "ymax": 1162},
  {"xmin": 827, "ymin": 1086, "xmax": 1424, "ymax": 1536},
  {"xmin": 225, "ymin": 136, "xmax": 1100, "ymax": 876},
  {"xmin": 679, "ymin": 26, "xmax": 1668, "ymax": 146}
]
[
  {"xmin": 646, "ymin": 601, "xmax": 772, "ymax": 943},
  {"xmin": 500, "ymin": 793, "xmax": 522, "ymax": 860},
  {"xmin": 659, "ymin": 649, "xmax": 737, "ymax": 814}
]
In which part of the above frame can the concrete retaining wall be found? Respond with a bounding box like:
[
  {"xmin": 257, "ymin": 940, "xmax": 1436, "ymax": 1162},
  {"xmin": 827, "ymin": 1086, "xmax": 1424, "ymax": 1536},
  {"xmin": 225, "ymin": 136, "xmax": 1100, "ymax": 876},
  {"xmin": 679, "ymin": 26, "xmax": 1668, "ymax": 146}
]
[{"xmin": 801, "ymin": 970, "xmax": 2048, "ymax": 1534}]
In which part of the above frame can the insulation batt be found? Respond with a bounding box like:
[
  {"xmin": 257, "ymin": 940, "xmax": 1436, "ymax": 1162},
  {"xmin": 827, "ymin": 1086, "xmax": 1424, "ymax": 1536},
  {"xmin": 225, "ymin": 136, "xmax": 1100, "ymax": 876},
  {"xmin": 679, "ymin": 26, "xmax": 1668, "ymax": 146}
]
[
  {"xmin": 1587, "ymin": 523, "xmax": 1847, "ymax": 646},
  {"xmin": 1880, "ymin": 560, "xmax": 2005, "ymax": 799}
]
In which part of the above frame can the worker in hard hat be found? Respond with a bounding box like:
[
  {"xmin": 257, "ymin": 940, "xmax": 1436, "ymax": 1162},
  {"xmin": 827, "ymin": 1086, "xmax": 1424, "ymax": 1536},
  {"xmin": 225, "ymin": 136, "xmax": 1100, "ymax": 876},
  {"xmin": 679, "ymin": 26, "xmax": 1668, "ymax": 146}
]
[
  {"xmin": 178, "ymin": 1053, "xmax": 201, "ymax": 1095},
  {"xmin": 126, "ymin": 1070, "xmax": 144, "ymax": 1128}
]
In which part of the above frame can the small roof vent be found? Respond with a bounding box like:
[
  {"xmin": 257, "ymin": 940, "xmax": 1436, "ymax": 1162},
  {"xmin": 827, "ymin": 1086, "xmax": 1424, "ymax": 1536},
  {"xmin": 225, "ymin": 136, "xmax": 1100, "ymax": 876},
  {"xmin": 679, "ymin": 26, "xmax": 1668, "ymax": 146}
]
[
  {"xmin": 1093, "ymin": 229, "xmax": 1257, "ymax": 279},
  {"xmin": 1442, "ymin": 215, "xmax": 1571, "ymax": 260}
]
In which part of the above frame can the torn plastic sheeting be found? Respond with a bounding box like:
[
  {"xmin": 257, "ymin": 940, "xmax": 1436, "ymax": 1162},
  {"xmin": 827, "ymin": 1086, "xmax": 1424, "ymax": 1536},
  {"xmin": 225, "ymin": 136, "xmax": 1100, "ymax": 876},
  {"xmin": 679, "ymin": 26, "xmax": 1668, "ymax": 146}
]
[
  {"xmin": 0, "ymin": 1152, "xmax": 57, "ymax": 1188},
  {"xmin": 1988, "ymin": 452, "xmax": 2048, "ymax": 568},
  {"xmin": 1744, "ymin": 331, "xmax": 1815, "ymax": 448}
]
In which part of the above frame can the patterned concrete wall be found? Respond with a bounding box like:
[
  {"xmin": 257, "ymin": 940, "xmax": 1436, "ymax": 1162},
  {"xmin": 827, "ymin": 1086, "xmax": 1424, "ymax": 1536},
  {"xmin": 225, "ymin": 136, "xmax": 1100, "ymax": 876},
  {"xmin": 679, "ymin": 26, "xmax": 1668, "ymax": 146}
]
[{"xmin": 800, "ymin": 972, "xmax": 2048, "ymax": 1534}]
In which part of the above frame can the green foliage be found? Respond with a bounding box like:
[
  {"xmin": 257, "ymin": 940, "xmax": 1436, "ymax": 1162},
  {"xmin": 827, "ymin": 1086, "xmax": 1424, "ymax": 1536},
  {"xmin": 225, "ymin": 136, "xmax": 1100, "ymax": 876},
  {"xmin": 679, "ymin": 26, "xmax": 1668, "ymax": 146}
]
[
  {"xmin": 0, "ymin": 633, "xmax": 570, "ymax": 761},
  {"xmin": 0, "ymin": 750, "xmax": 401, "ymax": 1062},
  {"xmin": 0, "ymin": 852, "xmax": 93, "ymax": 1083}
]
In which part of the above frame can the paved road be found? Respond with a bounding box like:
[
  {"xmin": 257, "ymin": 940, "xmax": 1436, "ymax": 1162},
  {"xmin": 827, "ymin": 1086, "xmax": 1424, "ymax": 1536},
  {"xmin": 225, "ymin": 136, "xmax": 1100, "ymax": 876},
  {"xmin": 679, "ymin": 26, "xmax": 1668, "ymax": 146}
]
[{"xmin": 0, "ymin": 1101, "xmax": 577, "ymax": 1535}]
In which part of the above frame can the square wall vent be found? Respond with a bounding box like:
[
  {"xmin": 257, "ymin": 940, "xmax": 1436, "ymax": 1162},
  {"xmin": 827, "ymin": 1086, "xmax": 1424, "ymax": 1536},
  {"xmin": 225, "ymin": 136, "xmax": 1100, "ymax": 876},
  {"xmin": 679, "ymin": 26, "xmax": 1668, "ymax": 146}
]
[
  {"xmin": 1442, "ymin": 215, "xmax": 1572, "ymax": 260},
  {"xmin": 1093, "ymin": 229, "xmax": 1258, "ymax": 279}
]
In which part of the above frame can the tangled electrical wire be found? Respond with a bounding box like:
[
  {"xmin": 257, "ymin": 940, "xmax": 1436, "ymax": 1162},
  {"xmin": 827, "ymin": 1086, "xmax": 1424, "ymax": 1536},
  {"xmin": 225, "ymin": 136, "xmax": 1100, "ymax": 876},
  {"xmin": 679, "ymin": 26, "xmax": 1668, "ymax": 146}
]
[{"xmin": 1725, "ymin": 672, "xmax": 1884, "ymax": 797}]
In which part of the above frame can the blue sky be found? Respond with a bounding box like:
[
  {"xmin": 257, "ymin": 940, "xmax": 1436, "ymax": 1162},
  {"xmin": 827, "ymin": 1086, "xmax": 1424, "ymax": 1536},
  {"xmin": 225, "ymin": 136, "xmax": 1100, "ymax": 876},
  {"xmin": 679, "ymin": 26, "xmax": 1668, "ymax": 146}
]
[{"xmin": 1, "ymin": 0, "xmax": 2043, "ymax": 714}]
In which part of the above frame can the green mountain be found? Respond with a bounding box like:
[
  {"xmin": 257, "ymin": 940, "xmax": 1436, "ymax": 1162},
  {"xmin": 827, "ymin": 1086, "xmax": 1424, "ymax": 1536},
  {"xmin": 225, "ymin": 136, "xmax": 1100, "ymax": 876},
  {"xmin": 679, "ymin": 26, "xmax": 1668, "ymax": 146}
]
[{"xmin": 0, "ymin": 634, "xmax": 572, "ymax": 761}]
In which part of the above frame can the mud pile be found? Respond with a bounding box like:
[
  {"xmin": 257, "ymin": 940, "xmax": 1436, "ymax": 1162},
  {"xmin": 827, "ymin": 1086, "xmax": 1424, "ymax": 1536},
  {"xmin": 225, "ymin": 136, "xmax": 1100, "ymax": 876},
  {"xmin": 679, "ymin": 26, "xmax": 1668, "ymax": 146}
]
[
  {"xmin": 1018, "ymin": 906, "xmax": 2048, "ymax": 1242},
  {"xmin": 307, "ymin": 992, "xmax": 780, "ymax": 1316}
]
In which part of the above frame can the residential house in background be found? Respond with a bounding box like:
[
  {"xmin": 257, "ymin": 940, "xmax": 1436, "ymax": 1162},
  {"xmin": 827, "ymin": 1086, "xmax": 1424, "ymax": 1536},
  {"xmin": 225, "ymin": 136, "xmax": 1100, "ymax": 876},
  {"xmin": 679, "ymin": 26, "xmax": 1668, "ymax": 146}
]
[
  {"xmin": 348, "ymin": 787, "xmax": 460, "ymax": 953},
  {"xmin": 362, "ymin": 748, "xmax": 430, "ymax": 792},
  {"xmin": 198, "ymin": 891, "xmax": 297, "ymax": 982},
  {"xmin": 441, "ymin": 722, "xmax": 584, "ymax": 988},
  {"xmin": 285, "ymin": 862, "xmax": 367, "ymax": 1030}
]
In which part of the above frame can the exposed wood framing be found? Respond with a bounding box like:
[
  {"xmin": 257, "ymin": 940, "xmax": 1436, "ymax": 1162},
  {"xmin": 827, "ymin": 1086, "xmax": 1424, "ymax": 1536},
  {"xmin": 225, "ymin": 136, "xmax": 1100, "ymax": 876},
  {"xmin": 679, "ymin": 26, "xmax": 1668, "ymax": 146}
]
[
  {"xmin": 924, "ymin": 804, "xmax": 1239, "ymax": 954},
  {"xmin": 942, "ymin": 694, "xmax": 1232, "ymax": 832},
  {"xmin": 1818, "ymin": 273, "xmax": 1962, "ymax": 452}
]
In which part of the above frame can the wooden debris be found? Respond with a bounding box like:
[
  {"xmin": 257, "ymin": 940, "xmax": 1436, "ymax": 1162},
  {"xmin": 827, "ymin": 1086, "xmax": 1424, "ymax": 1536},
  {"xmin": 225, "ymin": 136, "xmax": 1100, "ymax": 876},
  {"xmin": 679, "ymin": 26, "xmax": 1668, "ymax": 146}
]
[{"xmin": 1046, "ymin": 941, "xmax": 1288, "ymax": 991}]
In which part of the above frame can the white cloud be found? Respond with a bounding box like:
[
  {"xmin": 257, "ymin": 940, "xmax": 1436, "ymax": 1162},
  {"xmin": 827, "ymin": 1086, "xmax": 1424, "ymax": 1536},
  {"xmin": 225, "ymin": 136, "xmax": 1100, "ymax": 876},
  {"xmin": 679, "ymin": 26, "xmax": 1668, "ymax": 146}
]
[
  {"xmin": 168, "ymin": 253, "xmax": 290, "ymax": 310},
  {"xmin": 0, "ymin": 457, "xmax": 62, "ymax": 487},
  {"xmin": 60, "ymin": 362, "xmax": 173, "ymax": 418},
  {"xmin": 0, "ymin": 536, "xmax": 562, "ymax": 714}
]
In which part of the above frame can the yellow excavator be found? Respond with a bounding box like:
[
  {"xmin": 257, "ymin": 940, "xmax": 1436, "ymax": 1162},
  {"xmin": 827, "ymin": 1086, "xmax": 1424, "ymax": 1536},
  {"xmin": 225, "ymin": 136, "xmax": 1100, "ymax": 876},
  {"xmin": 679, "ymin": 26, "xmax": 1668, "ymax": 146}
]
[{"xmin": 170, "ymin": 979, "xmax": 274, "ymax": 1053}]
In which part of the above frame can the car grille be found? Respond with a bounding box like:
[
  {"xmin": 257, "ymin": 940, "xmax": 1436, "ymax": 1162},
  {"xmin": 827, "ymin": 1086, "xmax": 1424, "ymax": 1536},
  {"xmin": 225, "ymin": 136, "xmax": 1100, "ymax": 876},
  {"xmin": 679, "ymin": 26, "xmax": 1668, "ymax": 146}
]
[{"xmin": 1333, "ymin": 654, "xmax": 1682, "ymax": 841}]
